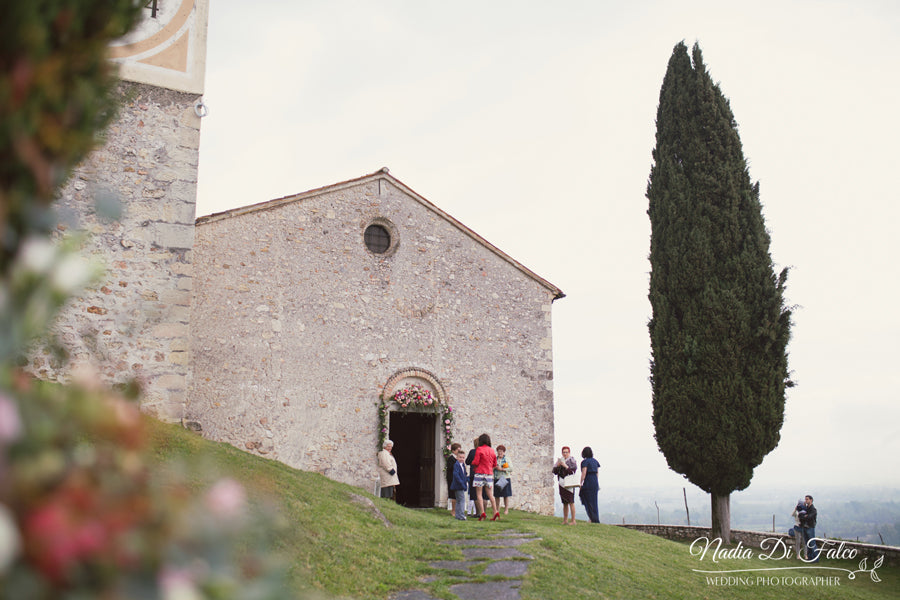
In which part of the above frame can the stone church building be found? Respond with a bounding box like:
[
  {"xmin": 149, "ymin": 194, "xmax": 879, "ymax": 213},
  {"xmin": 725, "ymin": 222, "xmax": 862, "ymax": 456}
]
[
  {"xmin": 187, "ymin": 169, "xmax": 564, "ymax": 514},
  {"xmin": 35, "ymin": 1, "xmax": 566, "ymax": 514}
]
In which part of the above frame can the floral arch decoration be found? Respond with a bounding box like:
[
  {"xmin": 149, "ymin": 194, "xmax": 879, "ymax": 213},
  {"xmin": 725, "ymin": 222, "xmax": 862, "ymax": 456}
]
[{"xmin": 379, "ymin": 368, "xmax": 454, "ymax": 459}]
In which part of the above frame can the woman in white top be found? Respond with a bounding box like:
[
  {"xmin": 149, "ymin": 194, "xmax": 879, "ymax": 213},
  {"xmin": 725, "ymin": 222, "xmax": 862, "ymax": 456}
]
[{"xmin": 377, "ymin": 440, "xmax": 399, "ymax": 500}]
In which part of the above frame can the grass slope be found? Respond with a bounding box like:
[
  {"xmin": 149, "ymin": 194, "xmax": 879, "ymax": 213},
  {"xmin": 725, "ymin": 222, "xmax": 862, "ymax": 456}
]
[{"xmin": 148, "ymin": 421, "xmax": 898, "ymax": 599}]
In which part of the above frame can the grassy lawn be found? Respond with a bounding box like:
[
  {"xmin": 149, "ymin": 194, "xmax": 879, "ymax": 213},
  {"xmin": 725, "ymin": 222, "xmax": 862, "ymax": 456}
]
[{"xmin": 148, "ymin": 420, "xmax": 898, "ymax": 599}]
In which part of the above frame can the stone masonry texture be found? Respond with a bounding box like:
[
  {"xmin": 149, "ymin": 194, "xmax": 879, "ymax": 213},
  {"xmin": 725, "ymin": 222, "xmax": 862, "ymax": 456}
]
[
  {"xmin": 32, "ymin": 82, "xmax": 200, "ymax": 421},
  {"xmin": 187, "ymin": 171, "xmax": 563, "ymax": 514}
]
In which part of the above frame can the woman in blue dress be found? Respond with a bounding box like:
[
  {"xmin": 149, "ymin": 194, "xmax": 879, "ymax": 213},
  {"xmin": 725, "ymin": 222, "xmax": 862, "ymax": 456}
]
[{"xmin": 578, "ymin": 446, "xmax": 601, "ymax": 523}]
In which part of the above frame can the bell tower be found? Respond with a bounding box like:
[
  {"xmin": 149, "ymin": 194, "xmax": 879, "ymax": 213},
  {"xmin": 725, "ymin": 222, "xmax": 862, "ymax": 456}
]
[{"xmin": 33, "ymin": 1, "xmax": 210, "ymax": 420}]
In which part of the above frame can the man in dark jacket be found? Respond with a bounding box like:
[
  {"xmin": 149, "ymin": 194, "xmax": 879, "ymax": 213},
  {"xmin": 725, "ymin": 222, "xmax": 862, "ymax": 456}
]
[{"xmin": 800, "ymin": 495, "xmax": 819, "ymax": 562}]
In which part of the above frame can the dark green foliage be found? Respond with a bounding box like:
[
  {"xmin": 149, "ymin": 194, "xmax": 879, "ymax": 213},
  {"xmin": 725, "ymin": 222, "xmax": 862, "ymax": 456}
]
[
  {"xmin": 0, "ymin": 0, "xmax": 141, "ymax": 272},
  {"xmin": 646, "ymin": 42, "xmax": 792, "ymax": 497}
]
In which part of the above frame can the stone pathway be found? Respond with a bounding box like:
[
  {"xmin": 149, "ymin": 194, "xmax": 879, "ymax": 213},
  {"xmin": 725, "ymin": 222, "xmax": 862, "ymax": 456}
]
[{"xmin": 390, "ymin": 531, "xmax": 540, "ymax": 600}]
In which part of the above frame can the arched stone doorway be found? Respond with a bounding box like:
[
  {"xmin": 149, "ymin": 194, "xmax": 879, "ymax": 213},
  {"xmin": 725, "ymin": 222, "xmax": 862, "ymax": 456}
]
[
  {"xmin": 389, "ymin": 411, "xmax": 436, "ymax": 507},
  {"xmin": 380, "ymin": 368, "xmax": 450, "ymax": 508}
]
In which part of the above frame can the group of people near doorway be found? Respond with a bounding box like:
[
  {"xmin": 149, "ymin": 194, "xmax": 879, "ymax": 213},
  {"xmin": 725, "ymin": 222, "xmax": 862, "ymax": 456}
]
[
  {"xmin": 787, "ymin": 495, "xmax": 819, "ymax": 562},
  {"xmin": 377, "ymin": 434, "xmax": 512, "ymax": 520},
  {"xmin": 382, "ymin": 439, "xmax": 822, "ymax": 547},
  {"xmin": 380, "ymin": 436, "xmax": 603, "ymax": 525},
  {"xmin": 445, "ymin": 434, "xmax": 511, "ymax": 521},
  {"xmin": 553, "ymin": 445, "xmax": 601, "ymax": 524}
]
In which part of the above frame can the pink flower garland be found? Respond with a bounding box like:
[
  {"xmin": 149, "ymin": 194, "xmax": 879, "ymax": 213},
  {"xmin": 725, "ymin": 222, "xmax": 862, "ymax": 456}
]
[{"xmin": 379, "ymin": 385, "xmax": 454, "ymax": 458}]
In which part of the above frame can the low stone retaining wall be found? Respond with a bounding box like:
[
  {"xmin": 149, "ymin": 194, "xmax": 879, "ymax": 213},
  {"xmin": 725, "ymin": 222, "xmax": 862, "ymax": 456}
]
[{"xmin": 617, "ymin": 524, "xmax": 900, "ymax": 565}]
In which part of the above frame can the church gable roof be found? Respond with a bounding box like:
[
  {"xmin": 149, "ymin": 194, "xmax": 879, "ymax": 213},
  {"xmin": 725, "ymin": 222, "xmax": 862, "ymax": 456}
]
[{"xmin": 196, "ymin": 168, "xmax": 564, "ymax": 300}]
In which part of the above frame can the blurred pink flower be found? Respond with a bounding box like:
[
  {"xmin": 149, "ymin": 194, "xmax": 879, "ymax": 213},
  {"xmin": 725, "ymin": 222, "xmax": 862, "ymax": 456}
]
[
  {"xmin": 70, "ymin": 361, "xmax": 103, "ymax": 391},
  {"xmin": 0, "ymin": 393, "xmax": 21, "ymax": 444},
  {"xmin": 204, "ymin": 478, "xmax": 246, "ymax": 519},
  {"xmin": 24, "ymin": 495, "xmax": 110, "ymax": 583},
  {"xmin": 159, "ymin": 566, "xmax": 202, "ymax": 600},
  {"xmin": 0, "ymin": 504, "xmax": 20, "ymax": 573}
]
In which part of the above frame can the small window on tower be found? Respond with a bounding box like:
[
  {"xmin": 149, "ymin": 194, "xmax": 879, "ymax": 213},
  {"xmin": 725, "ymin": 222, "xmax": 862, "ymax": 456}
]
[{"xmin": 364, "ymin": 224, "xmax": 391, "ymax": 254}]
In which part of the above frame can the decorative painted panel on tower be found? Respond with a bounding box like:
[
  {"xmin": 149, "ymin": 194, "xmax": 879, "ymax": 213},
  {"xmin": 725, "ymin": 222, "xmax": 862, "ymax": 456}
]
[{"xmin": 109, "ymin": 0, "xmax": 209, "ymax": 93}]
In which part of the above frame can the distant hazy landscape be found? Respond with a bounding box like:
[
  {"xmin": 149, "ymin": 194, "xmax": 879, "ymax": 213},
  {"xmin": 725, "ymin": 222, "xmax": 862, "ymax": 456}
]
[{"xmin": 555, "ymin": 485, "xmax": 900, "ymax": 545}]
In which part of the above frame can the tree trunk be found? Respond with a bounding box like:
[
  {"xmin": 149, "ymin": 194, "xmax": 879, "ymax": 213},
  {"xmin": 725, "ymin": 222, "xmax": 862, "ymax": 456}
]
[{"xmin": 711, "ymin": 493, "xmax": 731, "ymax": 544}]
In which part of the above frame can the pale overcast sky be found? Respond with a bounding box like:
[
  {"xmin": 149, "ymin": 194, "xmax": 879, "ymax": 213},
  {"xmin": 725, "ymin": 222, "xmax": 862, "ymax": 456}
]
[{"xmin": 196, "ymin": 1, "xmax": 900, "ymax": 496}]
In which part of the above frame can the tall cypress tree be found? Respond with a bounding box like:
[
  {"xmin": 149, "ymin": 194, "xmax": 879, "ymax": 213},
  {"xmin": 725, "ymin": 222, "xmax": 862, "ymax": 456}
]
[{"xmin": 646, "ymin": 42, "xmax": 792, "ymax": 542}]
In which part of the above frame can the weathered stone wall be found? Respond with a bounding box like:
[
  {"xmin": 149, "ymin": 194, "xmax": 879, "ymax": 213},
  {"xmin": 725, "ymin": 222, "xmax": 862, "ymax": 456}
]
[
  {"xmin": 188, "ymin": 173, "xmax": 560, "ymax": 514},
  {"xmin": 31, "ymin": 82, "xmax": 200, "ymax": 420}
]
